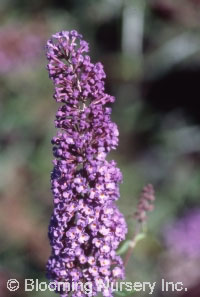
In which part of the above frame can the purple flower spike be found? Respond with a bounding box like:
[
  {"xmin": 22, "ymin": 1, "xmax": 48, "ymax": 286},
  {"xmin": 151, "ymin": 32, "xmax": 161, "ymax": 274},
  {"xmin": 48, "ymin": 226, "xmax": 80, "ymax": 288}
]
[{"xmin": 46, "ymin": 30, "xmax": 127, "ymax": 297}]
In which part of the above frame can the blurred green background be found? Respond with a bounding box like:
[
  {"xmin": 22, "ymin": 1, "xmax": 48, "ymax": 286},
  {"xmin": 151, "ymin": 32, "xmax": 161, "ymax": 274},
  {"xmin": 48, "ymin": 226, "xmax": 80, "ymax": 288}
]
[{"xmin": 1, "ymin": 0, "xmax": 200, "ymax": 296}]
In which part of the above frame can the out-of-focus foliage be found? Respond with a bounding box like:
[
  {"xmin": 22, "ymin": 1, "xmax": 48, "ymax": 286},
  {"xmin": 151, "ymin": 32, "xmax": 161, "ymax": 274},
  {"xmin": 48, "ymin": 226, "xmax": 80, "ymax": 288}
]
[{"xmin": 1, "ymin": 0, "xmax": 200, "ymax": 296}]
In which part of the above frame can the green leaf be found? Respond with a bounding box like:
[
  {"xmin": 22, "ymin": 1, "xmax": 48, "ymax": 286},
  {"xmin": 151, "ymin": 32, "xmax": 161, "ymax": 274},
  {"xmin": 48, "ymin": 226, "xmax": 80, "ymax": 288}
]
[
  {"xmin": 134, "ymin": 233, "xmax": 146, "ymax": 244},
  {"xmin": 116, "ymin": 240, "xmax": 131, "ymax": 255},
  {"xmin": 117, "ymin": 233, "xmax": 146, "ymax": 255}
]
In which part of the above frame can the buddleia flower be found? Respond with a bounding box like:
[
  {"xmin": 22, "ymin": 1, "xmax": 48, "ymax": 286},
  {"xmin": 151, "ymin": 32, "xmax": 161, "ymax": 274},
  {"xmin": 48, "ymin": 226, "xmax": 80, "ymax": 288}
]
[{"xmin": 46, "ymin": 30, "xmax": 127, "ymax": 297}]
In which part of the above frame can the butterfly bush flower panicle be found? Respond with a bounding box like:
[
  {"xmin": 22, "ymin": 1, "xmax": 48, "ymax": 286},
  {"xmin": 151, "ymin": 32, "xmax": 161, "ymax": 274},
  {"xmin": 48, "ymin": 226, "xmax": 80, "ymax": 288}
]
[
  {"xmin": 46, "ymin": 30, "xmax": 127, "ymax": 297},
  {"xmin": 134, "ymin": 184, "xmax": 155, "ymax": 223},
  {"xmin": 124, "ymin": 184, "xmax": 155, "ymax": 266}
]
